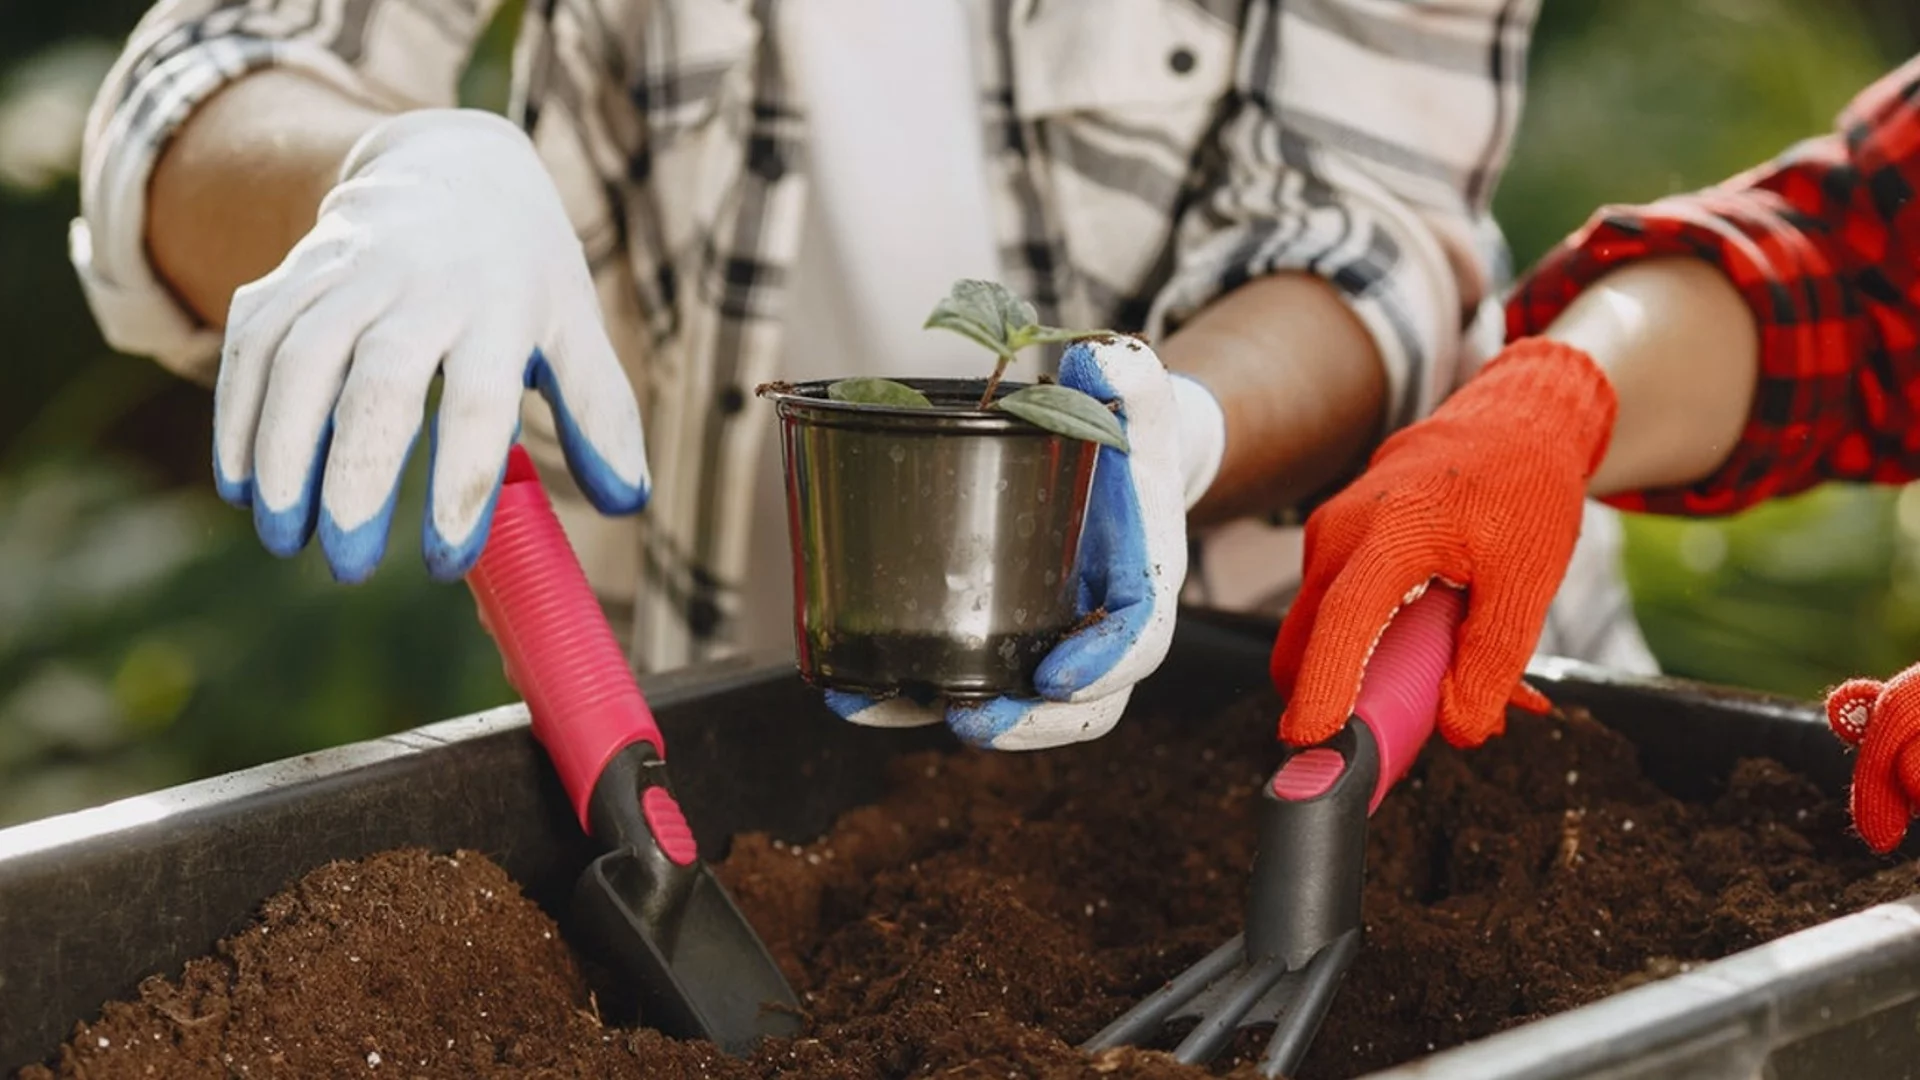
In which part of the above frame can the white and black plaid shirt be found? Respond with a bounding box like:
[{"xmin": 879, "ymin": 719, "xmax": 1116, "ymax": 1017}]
[{"xmin": 77, "ymin": 0, "xmax": 1649, "ymax": 678}]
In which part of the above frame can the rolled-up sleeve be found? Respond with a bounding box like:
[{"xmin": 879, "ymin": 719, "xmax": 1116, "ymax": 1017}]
[
  {"xmin": 1508, "ymin": 55, "xmax": 1920, "ymax": 516},
  {"xmin": 72, "ymin": 0, "xmax": 504, "ymax": 383},
  {"xmin": 1147, "ymin": 0, "xmax": 1538, "ymax": 434}
]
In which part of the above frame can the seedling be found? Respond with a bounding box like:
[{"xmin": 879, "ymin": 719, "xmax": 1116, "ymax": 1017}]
[
  {"xmin": 823, "ymin": 280, "xmax": 1131, "ymax": 453},
  {"xmin": 758, "ymin": 278, "xmax": 1120, "ymax": 700}
]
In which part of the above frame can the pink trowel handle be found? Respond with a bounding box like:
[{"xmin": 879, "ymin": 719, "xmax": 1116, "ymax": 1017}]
[
  {"xmin": 1352, "ymin": 585, "xmax": 1464, "ymax": 813},
  {"xmin": 465, "ymin": 446, "xmax": 670, "ymax": 833}
]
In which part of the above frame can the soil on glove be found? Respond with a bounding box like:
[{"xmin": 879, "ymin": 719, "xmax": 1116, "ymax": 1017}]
[{"xmin": 22, "ymin": 693, "xmax": 1920, "ymax": 1080}]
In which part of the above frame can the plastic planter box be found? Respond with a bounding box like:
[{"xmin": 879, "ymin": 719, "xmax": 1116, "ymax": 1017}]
[{"xmin": 4, "ymin": 615, "xmax": 1919, "ymax": 1079}]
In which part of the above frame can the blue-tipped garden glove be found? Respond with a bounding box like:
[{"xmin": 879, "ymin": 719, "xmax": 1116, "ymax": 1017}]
[
  {"xmin": 212, "ymin": 109, "xmax": 650, "ymax": 583},
  {"xmin": 825, "ymin": 337, "xmax": 1222, "ymax": 750}
]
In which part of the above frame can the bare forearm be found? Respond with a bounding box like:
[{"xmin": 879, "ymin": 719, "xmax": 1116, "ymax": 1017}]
[
  {"xmin": 147, "ymin": 69, "xmax": 394, "ymax": 330},
  {"xmin": 1158, "ymin": 274, "xmax": 1388, "ymax": 526},
  {"xmin": 1541, "ymin": 256, "xmax": 1758, "ymax": 498}
]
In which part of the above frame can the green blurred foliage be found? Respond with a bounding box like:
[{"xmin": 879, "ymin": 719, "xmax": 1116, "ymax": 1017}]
[
  {"xmin": 0, "ymin": 2, "xmax": 523, "ymax": 825},
  {"xmin": 1617, "ymin": 487, "xmax": 1920, "ymax": 697},
  {"xmin": 1495, "ymin": 0, "xmax": 1892, "ymax": 269},
  {"xmin": 0, "ymin": 452, "xmax": 511, "ymax": 823},
  {"xmin": 0, "ymin": 0, "xmax": 1915, "ymax": 825}
]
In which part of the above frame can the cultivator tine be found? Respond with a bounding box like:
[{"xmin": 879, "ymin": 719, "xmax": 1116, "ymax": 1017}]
[
  {"xmin": 1083, "ymin": 927, "xmax": 1361, "ymax": 1077},
  {"xmin": 1083, "ymin": 936, "xmax": 1244, "ymax": 1050},
  {"xmin": 1168, "ymin": 953, "xmax": 1290, "ymax": 1063},
  {"xmin": 1257, "ymin": 929, "xmax": 1359, "ymax": 1077}
]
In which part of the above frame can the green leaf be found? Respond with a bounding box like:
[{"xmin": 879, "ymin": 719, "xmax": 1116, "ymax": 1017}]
[
  {"xmin": 994, "ymin": 384, "xmax": 1129, "ymax": 453},
  {"xmin": 827, "ymin": 377, "xmax": 934, "ymax": 409},
  {"xmin": 924, "ymin": 279, "xmax": 1038, "ymax": 359}
]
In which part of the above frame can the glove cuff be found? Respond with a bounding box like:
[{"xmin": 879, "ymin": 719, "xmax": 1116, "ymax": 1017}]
[
  {"xmin": 1445, "ymin": 337, "xmax": 1620, "ymax": 479},
  {"xmin": 337, "ymin": 108, "xmax": 535, "ymax": 184},
  {"xmin": 1170, "ymin": 374, "xmax": 1226, "ymax": 512}
]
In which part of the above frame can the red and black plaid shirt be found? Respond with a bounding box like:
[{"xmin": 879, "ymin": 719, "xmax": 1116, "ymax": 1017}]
[{"xmin": 1507, "ymin": 54, "xmax": 1920, "ymax": 516}]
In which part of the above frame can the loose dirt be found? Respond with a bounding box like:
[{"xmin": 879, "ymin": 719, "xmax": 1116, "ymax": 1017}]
[{"xmin": 22, "ymin": 691, "xmax": 1920, "ymax": 1079}]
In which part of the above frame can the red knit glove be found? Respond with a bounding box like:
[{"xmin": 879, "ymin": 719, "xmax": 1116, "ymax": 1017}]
[
  {"xmin": 1272, "ymin": 339, "xmax": 1618, "ymax": 749},
  {"xmin": 1827, "ymin": 670, "xmax": 1920, "ymax": 854}
]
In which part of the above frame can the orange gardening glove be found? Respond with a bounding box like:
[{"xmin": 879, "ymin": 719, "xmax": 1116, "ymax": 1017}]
[
  {"xmin": 1827, "ymin": 669, "xmax": 1920, "ymax": 854},
  {"xmin": 1271, "ymin": 338, "xmax": 1618, "ymax": 749}
]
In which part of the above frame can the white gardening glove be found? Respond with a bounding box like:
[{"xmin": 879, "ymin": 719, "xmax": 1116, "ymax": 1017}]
[
  {"xmin": 825, "ymin": 337, "xmax": 1213, "ymax": 750},
  {"xmin": 213, "ymin": 108, "xmax": 650, "ymax": 583}
]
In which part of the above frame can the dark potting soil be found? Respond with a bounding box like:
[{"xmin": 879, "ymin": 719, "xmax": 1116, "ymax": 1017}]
[{"xmin": 22, "ymin": 692, "xmax": 1920, "ymax": 1080}]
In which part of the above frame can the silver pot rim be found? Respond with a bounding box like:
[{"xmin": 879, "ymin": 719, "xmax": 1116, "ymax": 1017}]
[{"xmin": 760, "ymin": 377, "xmax": 1054, "ymax": 434}]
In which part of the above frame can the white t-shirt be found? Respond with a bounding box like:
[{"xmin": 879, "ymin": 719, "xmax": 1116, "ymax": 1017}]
[{"xmin": 742, "ymin": 0, "xmax": 1000, "ymax": 652}]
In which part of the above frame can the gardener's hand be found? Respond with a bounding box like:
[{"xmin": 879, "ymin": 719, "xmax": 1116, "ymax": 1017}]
[
  {"xmin": 212, "ymin": 109, "xmax": 650, "ymax": 583},
  {"xmin": 1270, "ymin": 339, "xmax": 1618, "ymax": 750},
  {"xmin": 1827, "ymin": 669, "xmax": 1920, "ymax": 854},
  {"xmin": 825, "ymin": 337, "xmax": 1187, "ymax": 749}
]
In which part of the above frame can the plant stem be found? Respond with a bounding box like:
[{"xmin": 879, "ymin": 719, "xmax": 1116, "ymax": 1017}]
[{"xmin": 978, "ymin": 352, "xmax": 1014, "ymax": 409}]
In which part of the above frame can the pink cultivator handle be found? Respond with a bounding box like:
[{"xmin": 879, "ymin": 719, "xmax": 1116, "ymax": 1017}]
[
  {"xmin": 1269, "ymin": 585, "xmax": 1463, "ymax": 814},
  {"xmin": 465, "ymin": 447, "xmax": 686, "ymax": 855},
  {"xmin": 1351, "ymin": 585, "xmax": 1463, "ymax": 812}
]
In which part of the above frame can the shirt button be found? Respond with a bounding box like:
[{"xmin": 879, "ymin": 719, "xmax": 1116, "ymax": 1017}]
[
  {"xmin": 1168, "ymin": 47, "xmax": 1197, "ymax": 75},
  {"xmin": 719, "ymin": 385, "xmax": 746, "ymax": 414}
]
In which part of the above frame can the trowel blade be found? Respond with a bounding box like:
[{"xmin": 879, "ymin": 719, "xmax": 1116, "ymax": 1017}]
[{"xmin": 574, "ymin": 848, "xmax": 804, "ymax": 1054}]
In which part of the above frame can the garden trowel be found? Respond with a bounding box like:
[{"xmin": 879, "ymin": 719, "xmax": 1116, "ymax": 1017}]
[
  {"xmin": 1083, "ymin": 585, "xmax": 1463, "ymax": 1077},
  {"xmin": 465, "ymin": 446, "xmax": 803, "ymax": 1054}
]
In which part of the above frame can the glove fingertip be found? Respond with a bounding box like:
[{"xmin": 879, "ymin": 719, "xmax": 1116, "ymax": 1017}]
[
  {"xmin": 569, "ymin": 443, "xmax": 651, "ymax": 515},
  {"xmin": 1866, "ymin": 828, "xmax": 1904, "ymax": 857},
  {"xmin": 250, "ymin": 419, "xmax": 333, "ymax": 558},
  {"xmin": 1034, "ymin": 602, "xmax": 1161, "ymax": 701},
  {"xmin": 1277, "ymin": 700, "xmax": 1343, "ymax": 748},
  {"xmin": 254, "ymin": 497, "xmax": 321, "ymax": 559},
  {"xmin": 528, "ymin": 352, "xmax": 651, "ymax": 516},
  {"xmin": 1511, "ymin": 680, "xmax": 1552, "ymax": 715},
  {"xmin": 1034, "ymin": 629, "xmax": 1111, "ymax": 701},
  {"xmin": 1855, "ymin": 805, "xmax": 1906, "ymax": 856},
  {"xmin": 424, "ymin": 532, "xmax": 488, "ymax": 582},
  {"xmin": 1274, "ymin": 631, "xmax": 1378, "ymax": 748},
  {"xmin": 826, "ymin": 692, "xmax": 946, "ymax": 729},
  {"xmin": 1826, "ymin": 678, "xmax": 1883, "ymax": 746},
  {"xmin": 1438, "ymin": 673, "xmax": 1508, "ymax": 750},
  {"xmin": 1848, "ymin": 776, "xmax": 1910, "ymax": 855},
  {"xmin": 947, "ymin": 699, "xmax": 1028, "ymax": 749},
  {"xmin": 318, "ymin": 463, "xmax": 408, "ymax": 584},
  {"xmin": 421, "ymin": 414, "xmax": 512, "ymax": 582},
  {"xmin": 1054, "ymin": 340, "xmax": 1120, "ymax": 402},
  {"xmin": 822, "ymin": 689, "xmax": 878, "ymax": 720},
  {"xmin": 1437, "ymin": 721, "xmax": 1502, "ymax": 751},
  {"xmin": 319, "ymin": 509, "xmax": 391, "ymax": 585},
  {"xmin": 421, "ymin": 481, "xmax": 502, "ymax": 582},
  {"xmin": 213, "ymin": 453, "xmax": 254, "ymax": 509}
]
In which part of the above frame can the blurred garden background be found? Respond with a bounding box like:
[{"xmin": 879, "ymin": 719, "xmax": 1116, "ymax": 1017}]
[{"xmin": 3, "ymin": 0, "xmax": 1919, "ymax": 826}]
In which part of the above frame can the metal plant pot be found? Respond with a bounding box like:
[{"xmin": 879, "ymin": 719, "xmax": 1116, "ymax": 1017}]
[{"xmin": 762, "ymin": 378, "xmax": 1099, "ymax": 701}]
